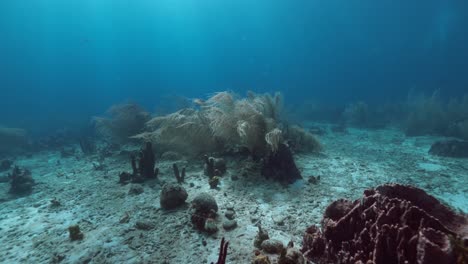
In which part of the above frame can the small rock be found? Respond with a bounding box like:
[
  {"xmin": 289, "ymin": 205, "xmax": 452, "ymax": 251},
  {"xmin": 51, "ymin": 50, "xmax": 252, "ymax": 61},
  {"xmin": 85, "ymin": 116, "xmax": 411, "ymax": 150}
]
[
  {"xmin": 225, "ymin": 210, "xmax": 235, "ymax": 220},
  {"xmin": 261, "ymin": 239, "xmax": 284, "ymax": 254},
  {"xmin": 135, "ymin": 221, "xmax": 155, "ymax": 230},
  {"xmin": 272, "ymin": 215, "xmax": 286, "ymax": 226},
  {"xmin": 50, "ymin": 198, "xmax": 61, "ymax": 207},
  {"xmin": 119, "ymin": 212, "xmax": 130, "ymax": 223},
  {"xmin": 223, "ymin": 219, "xmax": 237, "ymax": 231},
  {"xmin": 128, "ymin": 184, "xmax": 144, "ymax": 195}
]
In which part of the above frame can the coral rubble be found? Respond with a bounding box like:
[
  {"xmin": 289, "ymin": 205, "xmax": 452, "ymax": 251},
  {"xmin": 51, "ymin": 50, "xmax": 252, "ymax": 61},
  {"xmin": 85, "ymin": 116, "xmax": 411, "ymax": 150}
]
[{"xmin": 302, "ymin": 184, "xmax": 468, "ymax": 264}]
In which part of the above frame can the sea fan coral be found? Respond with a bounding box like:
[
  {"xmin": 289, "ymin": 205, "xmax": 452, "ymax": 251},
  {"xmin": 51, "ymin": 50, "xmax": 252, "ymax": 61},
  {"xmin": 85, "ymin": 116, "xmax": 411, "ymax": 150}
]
[
  {"xmin": 134, "ymin": 91, "xmax": 287, "ymax": 157},
  {"xmin": 132, "ymin": 108, "xmax": 219, "ymax": 155},
  {"xmin": 94, "ymin": 103, "xmax": 150, "ymax": 143},
  {"xmin": 284, "ymin": 125, "xmax": 321, "ymax": 153}
]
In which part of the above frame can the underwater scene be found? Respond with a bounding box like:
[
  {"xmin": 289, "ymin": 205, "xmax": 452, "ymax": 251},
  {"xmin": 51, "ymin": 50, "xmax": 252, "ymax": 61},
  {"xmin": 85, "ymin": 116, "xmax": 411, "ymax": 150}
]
[{"xmin": 1, "ymin": 0, "xmax": 468, "ymax": 263}]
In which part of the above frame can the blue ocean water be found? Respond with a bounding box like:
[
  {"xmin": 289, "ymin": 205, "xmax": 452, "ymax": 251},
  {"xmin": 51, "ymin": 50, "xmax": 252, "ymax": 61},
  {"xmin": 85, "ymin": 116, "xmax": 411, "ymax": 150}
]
[
  {"xmin": 1, "ymin": 0, "xmax": 467, "ymax": 133},
  {"xmin": 1, "ymin": 2, "xmax": 468, "ymax": 263}
]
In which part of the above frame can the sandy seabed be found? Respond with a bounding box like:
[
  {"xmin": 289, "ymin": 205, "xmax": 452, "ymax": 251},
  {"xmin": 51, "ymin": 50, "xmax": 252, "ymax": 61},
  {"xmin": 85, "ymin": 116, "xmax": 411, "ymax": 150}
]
[{"xmin": 0, "ymin": 124, "xmax": 467, "ymax": 264}]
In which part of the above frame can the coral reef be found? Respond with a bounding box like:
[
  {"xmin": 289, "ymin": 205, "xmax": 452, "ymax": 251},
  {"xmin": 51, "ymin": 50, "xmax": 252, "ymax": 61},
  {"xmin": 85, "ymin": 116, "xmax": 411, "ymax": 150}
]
[
  {"xmin": 94, "ymin": 103, "xmax": 150, "ymax": 143},
  {"xmin": 134, "ymin": 91, "xmax": 318, "ymax": 159},
  {"xmin": 261, "ymin": 143, "xmax": 302, "ymax": 183},
  {"xmin": 302, "ymin": 184, "xmax": 468, "ymax": 264},
  {"xmin": 429, "ymin": 140, "xmax": 468, "ymax": 158},
  {"xmin": 9, "ymin": 166, "xmax": 35, "ymax": 194}
]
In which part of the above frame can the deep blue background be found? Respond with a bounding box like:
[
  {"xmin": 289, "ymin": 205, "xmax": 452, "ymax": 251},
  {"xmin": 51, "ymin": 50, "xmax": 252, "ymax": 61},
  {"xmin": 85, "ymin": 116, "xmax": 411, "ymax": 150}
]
[{"xmin": 1, "ymin": 0, "xmax": 467, "ymax": 134}]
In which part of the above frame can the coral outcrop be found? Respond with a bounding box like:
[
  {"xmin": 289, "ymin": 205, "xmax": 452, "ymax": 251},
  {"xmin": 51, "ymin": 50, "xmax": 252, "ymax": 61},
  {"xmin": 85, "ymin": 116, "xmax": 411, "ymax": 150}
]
[
  {"xmin": 302, "ymin": 184, "xmax": 468, "ymax": 264},
  {"xmin": 159, "ymin": 183, "xmax": 188, "ymax": 210},
  {"xmin": 429, "ymin": 139, "xmax": 468, "ymax": 158}
]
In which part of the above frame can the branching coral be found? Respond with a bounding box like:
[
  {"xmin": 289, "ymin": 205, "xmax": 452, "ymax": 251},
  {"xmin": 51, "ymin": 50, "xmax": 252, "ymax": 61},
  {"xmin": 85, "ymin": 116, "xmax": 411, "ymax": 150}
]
[{"xmin": 94, "ymin": 103, "xmax": 150, "ymax": 143}]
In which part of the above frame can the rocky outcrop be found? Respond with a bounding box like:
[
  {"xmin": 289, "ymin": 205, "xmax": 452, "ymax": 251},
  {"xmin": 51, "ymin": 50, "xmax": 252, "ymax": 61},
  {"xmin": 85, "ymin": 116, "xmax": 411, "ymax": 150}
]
[{"xmin": 302, "ymin": 184, "xmax": 468, "ymax": 264}]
